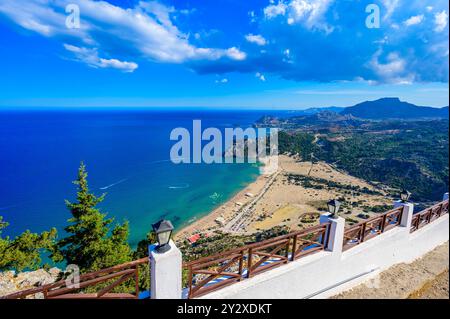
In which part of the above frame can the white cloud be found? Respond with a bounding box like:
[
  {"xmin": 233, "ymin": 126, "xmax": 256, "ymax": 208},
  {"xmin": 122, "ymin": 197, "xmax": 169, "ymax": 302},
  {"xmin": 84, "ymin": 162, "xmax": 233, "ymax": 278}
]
[
  {"xmin": 226, "ymin": 47, "xmax": 247, "ymax": 60},
  {"xmin": 295, "ymin": 89, "xmax": 387, "ymax": 95},
  {"xmin": 255, "ymin": 72, "xmax": 266, "ymax": 81},
  {"xmin": 429, "ymin": 41, "xmax": 449, "ymax": 58},
  {"xmin": 245, "ymin": 34, "xmax": 267, "ymax": 46},
  {"xmin": 368, "ymin": 50, "xmax": 414, "ymax": 84},
  {"xmin": 374, "ymin": 36, "xmax": 389, "ymax": 44},
  {"xmin": 382, "ymin": 0, "xmax": 400, "ymax": 20},
  {"xmin": 434, "ymin": 10, "xmax": 448, "ymax": 32},
  {"xmin": 0, "ymin": 0, "xmax": 92, "ymax": 41},
  {"xmin": 264, "ymin": 2, "xmax": 287, "ymax": 18},
  {"xmin": 215, "ymin": 78, "xmax": 228, "ymax": 84},
  {"xmin": 64, "ymin": 44, "xmax": 138, "ymax": 72},
  {"xmin": 0, "ymin": 0, "xmax": 246, "ymax": 70},
  {"xmin": 369, "ymin": 51, "xmax": 405, "ymax": 76},
  {"xmin": 282, "ymin": 48, "xmax": 294, "ymax": 63},
  {"xmin": 289, "ymin": 0, "xmax": 331, "ymax": 24},
  {"xmin": 426, "ymin": 6, "xmax": 433, "ymax": 12},
  {"xmin": 403, "ymin": 15, "xmax": 424, "ymax": 26},
  {"xmin": 264, "ymin": 0, "xmax": 333, "ymax": 33},
  {"xmin": 248, "ymin": 11, "xmax": 257, "ymax": 23},
  {"xmin": 98, "ymin": 58, "xmax": 138, "ymax": 72}
]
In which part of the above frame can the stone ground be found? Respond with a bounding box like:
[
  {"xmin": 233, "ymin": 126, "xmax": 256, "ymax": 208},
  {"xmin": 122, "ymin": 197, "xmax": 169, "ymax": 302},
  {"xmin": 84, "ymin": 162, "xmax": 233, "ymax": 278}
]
[
  {"xmin": 0, "ymin": 268, "xmax": 61, "ymax": 298},
  {"xmin": 332, "ymin": 241, "xmax": 449, "ymax": 299}
]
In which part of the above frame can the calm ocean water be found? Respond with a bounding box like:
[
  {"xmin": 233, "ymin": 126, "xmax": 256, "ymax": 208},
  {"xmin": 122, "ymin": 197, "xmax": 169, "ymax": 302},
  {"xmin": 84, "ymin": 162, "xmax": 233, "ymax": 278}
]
[{"xmin": 0, "ymin": 109, "xmax": 285, "ymax": 246}]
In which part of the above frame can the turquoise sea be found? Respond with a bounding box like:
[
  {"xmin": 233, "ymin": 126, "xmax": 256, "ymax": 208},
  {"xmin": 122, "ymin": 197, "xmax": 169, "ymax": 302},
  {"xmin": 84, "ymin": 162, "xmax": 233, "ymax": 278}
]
[{"xmin": 0, "ymin": 109, "xmax": 285, "ymax": 246}]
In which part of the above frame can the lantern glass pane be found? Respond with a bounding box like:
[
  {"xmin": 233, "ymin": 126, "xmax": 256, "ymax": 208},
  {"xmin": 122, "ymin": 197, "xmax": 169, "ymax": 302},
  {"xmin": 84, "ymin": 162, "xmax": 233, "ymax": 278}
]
[
  {"xmin": 158, "ymin": 231, "xmax": 171, "ymax": 246},
  {"xmin": 335, "ymin": 201, "xmax": 341, "ymax": 213},
  {"xmin": 401, "ymin": 190, "xmax": 410, "ymax": 201},
  {"xmin": 327, "ymin": 202, "xmax": 335, "ymax": 214}
]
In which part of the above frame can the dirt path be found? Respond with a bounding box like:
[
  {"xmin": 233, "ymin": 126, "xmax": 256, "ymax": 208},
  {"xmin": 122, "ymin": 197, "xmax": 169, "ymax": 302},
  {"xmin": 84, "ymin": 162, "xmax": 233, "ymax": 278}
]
[
  {"xmin": 408, "ymin": 269, "xmax": 449, "ymax": 299},
  {"xmin": 332, "ymin": 242, "xmax": 449, "ymax": 299},
  {"xmin": 224, "ymin": 171, "xmax": 280, "ymax": 233}
]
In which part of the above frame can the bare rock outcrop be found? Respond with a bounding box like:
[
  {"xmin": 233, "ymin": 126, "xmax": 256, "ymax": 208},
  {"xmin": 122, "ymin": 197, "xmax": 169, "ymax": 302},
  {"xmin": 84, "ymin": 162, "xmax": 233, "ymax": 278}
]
[{"xmin": 0, "ymin": 267, "xmax": 62, "ymax": 298}]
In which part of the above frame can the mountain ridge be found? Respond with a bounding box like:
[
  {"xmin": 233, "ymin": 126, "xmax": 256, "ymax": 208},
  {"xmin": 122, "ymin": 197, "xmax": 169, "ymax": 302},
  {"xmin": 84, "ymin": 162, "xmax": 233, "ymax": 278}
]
[{"xmin": 338, "ymin": 97, "xmax": 448, "ymax": 119}]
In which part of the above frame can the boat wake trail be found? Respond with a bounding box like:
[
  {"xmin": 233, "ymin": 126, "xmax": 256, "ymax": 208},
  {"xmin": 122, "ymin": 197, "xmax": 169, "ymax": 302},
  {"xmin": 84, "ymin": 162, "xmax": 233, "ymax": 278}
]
[
  {"xmin": 168, "ymin": 183, "xmax": 190, "ymax": 189},
  {"xmin": 99, "ymin": 178, "xmax": 128, "ymax": 190},
  {"xmin": 0, "ymin": 204, "xmax": 18, "ymax": 211},
  {"xmin": 149, "ymin": 158, "xmax": 188, "ymax": 165}
]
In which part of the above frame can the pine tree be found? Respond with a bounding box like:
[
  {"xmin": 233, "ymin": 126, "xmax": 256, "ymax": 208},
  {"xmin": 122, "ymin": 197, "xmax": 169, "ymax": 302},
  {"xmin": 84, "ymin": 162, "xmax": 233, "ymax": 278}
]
[
  {"xmin": 133, "ymin": 231, "xmax": 157, "ymax": 291},
  {"xmin": 53, "ymin": 162, "xmax": 132, "ymax": 272},
  {"xmin": 0, "ymin": 216, "xmax": 57, "ymax": 272}
]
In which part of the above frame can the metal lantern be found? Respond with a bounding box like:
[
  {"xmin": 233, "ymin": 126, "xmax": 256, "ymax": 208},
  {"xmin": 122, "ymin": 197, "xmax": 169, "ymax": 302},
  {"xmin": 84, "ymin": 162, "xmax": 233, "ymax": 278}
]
[
  {"xmin": 327, "ymin": 199, "xmax": 341, "ymax": 218},
  {"xmin": 400, "ymin": 189, "xmax": 411, "ymax": 203},
  {"xmin": 152, "ymin": 219, "xmax": 174, "ymax": 253}
]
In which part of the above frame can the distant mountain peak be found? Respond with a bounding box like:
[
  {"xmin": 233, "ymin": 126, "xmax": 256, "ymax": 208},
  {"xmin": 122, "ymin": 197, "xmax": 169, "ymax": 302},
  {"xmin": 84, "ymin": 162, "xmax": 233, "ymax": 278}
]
[
  {"xmin": 378, "ymin": 97, "xmax": 401, "ymax": 102},
  {"xmin": 341, "ymin": 98, "xmax": 448, "ymax": 120}
]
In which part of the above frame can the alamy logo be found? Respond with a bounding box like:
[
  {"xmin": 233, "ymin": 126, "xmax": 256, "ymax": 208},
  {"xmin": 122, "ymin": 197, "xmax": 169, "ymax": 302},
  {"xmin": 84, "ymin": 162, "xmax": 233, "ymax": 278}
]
[
  {"xmin": 64, "ymin": 264, "xmax": 80, "ymax": 289},
  {"xmin": 169, "ymin": 120, "xmax": 278, "ymax": 170},
  {"xmin": 65, "ymin": 4, "xmax": 80, "ymax": 29},
  {"xmin": 365, "ymin": 4, "xmax": 380, "ymax": 29}
]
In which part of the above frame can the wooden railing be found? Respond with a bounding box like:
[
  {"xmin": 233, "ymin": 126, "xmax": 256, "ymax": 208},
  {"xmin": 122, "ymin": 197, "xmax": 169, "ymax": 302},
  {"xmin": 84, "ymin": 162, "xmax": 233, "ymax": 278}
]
[
  {"xmin": 184, "ymin": 223, "xmax": 329, "ymax": 298},
  {"xmin": 3, "ymin": 199, "xmax": 447, "ymax": 299},
  {"xmin": 342, "ymin": 206, "xmax": 404, "ymax": 251},
  {"xmin": 411, "ymin": 199, "xmax": 449, "ymax": 233},
  {"xmin": 2, "ymin": 257, "xmax": 149, "ymax": 299}
]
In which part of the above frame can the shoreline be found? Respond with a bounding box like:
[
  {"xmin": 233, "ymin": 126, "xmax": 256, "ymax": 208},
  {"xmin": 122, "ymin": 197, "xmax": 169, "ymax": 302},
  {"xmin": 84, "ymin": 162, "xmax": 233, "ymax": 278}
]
[
  {"xmin": 174, "ymin": 155, "xmax": 393, "ymax": 242},
  {"xmin": 173, "ymin": 169, "xmax": 270, "ymax": 242}
]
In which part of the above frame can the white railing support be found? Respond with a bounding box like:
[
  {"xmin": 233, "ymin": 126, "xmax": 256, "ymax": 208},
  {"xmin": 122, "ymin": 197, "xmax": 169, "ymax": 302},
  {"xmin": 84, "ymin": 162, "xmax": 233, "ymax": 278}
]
[
  {"xmin": 149, "ymin": 240, "xmax": 182, "ymax": 299},
  {"xmin": 320, "ymin": 213, "xmax": 345, "ymax": 255},
  {"xmin": 393, "ymin": 200, "xmax": 414, "ymax": 229}
]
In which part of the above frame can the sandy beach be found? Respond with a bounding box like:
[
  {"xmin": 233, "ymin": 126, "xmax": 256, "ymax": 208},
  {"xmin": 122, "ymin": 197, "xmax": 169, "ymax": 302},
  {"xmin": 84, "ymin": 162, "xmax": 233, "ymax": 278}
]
[
  {"xmin": 174, "ymin": 155, "xmax": 393, "ymax": 242},
  {"xmin": 173, "ymin": 170, "xmax": 270, "ymax": 241}
]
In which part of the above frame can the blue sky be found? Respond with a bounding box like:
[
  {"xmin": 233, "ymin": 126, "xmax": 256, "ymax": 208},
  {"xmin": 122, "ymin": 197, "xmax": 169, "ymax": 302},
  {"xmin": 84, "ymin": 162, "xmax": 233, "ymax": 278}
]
[{"xmin": 0, "ymin": 0, "xmax": 448, "ymax": 109}]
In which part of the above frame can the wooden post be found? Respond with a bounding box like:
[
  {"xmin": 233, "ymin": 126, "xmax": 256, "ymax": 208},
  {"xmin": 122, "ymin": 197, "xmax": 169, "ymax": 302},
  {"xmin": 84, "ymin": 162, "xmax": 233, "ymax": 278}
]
[
  {"xmin": 134, "ymin": 267, "xmax": 139, "ymax": 299},
  {"xmin": 360, "ymin": 223, "xmax": 367, "ymax": 243},
  {"xmin": 284, "ymin": 238, "xmax": 290, "ymax": 263},
  {"xmin": 247, "ymin": 248, "xmax": 253, "ymax": 278},
  {"xmin": 238, "ymin": 250, "xmax": 244, "ymax": 281},
  {"xmin": 187, "ymin": 265, "xmax": 193, "ymax": 299},
  {"xmin": 381, "ymin": 214, "xmax": 387, "ymax": 233},
  {"xmin": 291, "ymin": 234, "xmax": 297, "ymax": 261}
]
